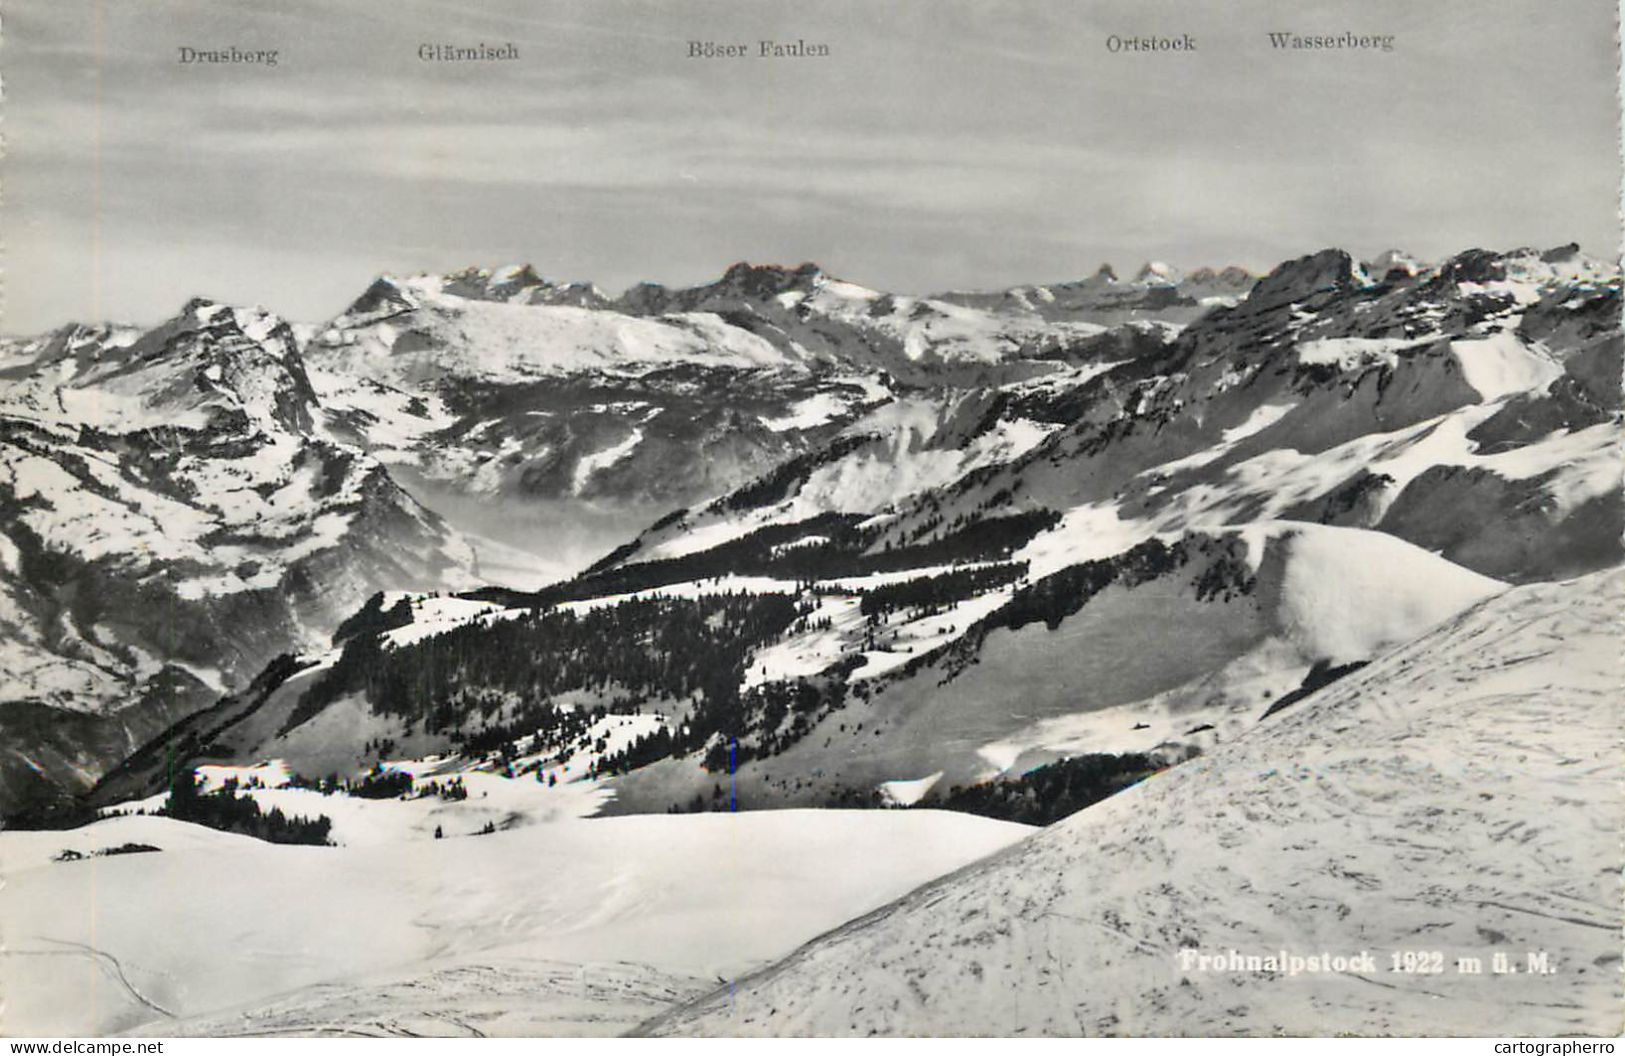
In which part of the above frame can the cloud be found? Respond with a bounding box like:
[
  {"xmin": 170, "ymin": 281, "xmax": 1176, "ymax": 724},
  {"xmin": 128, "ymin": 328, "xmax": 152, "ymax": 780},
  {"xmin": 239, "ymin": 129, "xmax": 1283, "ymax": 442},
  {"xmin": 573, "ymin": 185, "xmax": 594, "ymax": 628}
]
[{"xmin": 3, "ymin": 0, "xmax": 1618, "ymax": 333}]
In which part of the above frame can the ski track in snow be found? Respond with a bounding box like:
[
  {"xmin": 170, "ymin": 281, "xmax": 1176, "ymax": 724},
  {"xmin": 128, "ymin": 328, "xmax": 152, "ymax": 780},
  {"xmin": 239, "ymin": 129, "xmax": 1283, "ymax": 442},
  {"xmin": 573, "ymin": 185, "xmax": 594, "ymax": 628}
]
[
  {"xmin": 0, "ymin": 809, "xmax": 1032, "ymax": 1037},
  {"xmin": 644, "ymin": 568, "xmax": 1624, "ymax": 1037}
]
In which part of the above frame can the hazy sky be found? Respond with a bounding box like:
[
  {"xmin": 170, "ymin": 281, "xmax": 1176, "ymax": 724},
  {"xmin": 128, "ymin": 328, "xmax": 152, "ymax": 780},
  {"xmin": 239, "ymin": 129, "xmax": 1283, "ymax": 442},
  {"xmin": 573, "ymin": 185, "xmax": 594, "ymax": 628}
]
[{"xmin": 5, "ymin": 0, "xmax": 1620, "ymax": 332}]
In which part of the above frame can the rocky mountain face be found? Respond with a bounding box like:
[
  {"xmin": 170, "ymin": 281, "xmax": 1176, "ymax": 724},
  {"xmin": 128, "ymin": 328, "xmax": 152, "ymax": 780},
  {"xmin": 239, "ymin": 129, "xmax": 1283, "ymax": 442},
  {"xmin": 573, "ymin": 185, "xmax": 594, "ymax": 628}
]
[
  {"xmin": 75, "ymin": 244, "xmax": 1622, "ymax": 838},
  {"xmin": 0, "ymin": 301, "xmax": 479, "ymax": 821}
]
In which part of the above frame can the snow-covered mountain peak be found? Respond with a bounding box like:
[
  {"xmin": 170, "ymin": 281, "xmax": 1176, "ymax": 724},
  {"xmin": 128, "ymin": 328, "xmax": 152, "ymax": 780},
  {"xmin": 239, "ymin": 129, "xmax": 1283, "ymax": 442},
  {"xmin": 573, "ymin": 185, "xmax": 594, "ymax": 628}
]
[
  {"xmin": 96, "ymin": 295, "xmax": 318, "ymax": 432},
  {"xmin": 165, "ymin": 297, "xmax": 294, "ymax": 344},
  {"xmin": 181, "ymin": 295, "xmax": 228, "ymax": 321},
  {"xmin": 336, "ymin": 267, "xmax": 617, "ymax": 323},
  {"xmin": 1133, "ymin": 260, "xmax": 1182, "ymax": 285},
  {"xmin": 432, "ymin": 263, "xmax": 614, "ymax": 307},
  {"xmin": 313, "ymin": 272, "xmax": 812, "ymax": 384},
  {"xmin": 0, "ymin": 321, "xmax": 143, "ymax": 377},
  {"xmin": 1413, "ymin": 245, "xmax": 1620, "ymax": 312},
  {"xmin": 1499, "ymin": 243, "xmax": 1618, "ymax": 287},
  {"xmin": 151, "ymin": 297, "xmax": 297, "ymax": 357},
  {"xmin": 1435, "ymin": 247, "xmax": 1517, "ymax": 284},
  {"xmin": 334, "ymin": 275, "xmax": 425, "ymax": 328},
  {"xmin": 462, "ymin": 263, "xmax": 548, "ymax": 301},
  {"xmin": 1365, "ymin": 248, "xmax": 1426, "ymax": 280}
]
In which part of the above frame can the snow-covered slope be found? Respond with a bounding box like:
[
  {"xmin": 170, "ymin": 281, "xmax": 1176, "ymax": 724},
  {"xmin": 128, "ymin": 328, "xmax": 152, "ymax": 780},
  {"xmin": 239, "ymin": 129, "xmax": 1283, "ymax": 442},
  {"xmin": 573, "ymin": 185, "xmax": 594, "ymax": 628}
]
[
  {"xmin": 314, "ymin": 259, "xmax": 1146, "ymax": 387},
  {"xmin": 0, "ymin": 807, "xmax": 1031, "ymax": 1037},
  {"xmin": 602, "ymin": 522, "xmax": 1505, "ymax": 815},
  {"xmin": 642, "ymin": 566, "xmax": 1624, "ymax": 1037},
  {"xmin": 315, "ymin": 274, "xmax": 803, "ymax": 382},
  {"xmin": 613, "ymin": 261, "xmax": 1118, "ymax": 381}
]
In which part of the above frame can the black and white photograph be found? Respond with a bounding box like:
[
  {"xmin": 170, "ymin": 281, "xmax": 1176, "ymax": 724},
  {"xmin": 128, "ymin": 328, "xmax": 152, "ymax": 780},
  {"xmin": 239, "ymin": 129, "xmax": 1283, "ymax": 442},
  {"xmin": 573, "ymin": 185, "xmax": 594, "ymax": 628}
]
[{"xmin": 0, "ymin": 0, "xmax": 1620, "ymax": 1041}]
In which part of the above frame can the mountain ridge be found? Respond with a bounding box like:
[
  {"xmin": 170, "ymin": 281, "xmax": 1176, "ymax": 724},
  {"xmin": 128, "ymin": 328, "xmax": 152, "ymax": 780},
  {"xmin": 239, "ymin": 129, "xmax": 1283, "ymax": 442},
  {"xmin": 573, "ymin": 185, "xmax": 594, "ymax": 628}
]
[
  {"xmin": 60, "ymin": 242, "xmax": 1622, "ymax": 833},
  {"xmin": 4, "ymin": 242, "xmax": 1618, "ymax": 825}
]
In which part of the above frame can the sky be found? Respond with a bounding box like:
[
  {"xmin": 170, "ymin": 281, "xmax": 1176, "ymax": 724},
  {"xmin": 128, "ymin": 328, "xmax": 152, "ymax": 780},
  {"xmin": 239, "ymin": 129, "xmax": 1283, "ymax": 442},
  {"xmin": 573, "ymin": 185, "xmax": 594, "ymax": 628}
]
[{"xmin": 4, "ymin": 0, "xmax": 1621, "ymax": 333}]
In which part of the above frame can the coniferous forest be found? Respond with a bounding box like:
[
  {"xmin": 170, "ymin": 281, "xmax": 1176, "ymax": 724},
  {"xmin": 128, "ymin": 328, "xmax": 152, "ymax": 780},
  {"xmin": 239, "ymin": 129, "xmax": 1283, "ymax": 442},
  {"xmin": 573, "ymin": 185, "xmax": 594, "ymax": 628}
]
[{"xmin": 160, "ymin": 773, "xmax": 333, "ymax": 846}]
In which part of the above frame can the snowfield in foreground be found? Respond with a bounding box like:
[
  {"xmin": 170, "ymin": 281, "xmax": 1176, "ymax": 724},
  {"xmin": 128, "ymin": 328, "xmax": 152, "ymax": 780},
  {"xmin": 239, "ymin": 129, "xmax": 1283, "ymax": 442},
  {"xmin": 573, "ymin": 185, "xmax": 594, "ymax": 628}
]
[
  {"xmin": 0, "ymin": 809, "xmax": 1030, "ymax": 1037},
  {"xmin": 642, "ymin": 568, "xmax": 1623, "ymax": 1037}
]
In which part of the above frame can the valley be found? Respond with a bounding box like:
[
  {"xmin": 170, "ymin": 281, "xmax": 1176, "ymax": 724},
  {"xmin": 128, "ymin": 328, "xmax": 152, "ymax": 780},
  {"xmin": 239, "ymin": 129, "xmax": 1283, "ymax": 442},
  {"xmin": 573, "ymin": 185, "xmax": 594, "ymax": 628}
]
[{"xmin": 1, "ymin": 243, "xmax": 1618, "ymax": 1037}]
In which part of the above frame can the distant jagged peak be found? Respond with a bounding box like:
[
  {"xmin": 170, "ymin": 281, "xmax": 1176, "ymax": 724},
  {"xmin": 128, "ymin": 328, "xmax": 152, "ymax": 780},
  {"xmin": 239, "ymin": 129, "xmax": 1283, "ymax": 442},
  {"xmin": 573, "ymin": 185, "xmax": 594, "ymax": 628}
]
[
  {"xmin": 517, "ymin": 279, "xmax": 611, "ymax": 308},
  {"xmin": 488, "ymin": 262, "xmax": 547, "ymax": 286},
  {"xmin": 0, "ymin": 319, "xmax": 144, "ymax": 374},
  {"xmin": 338, "ymin": 274, "xmax": 425, "ymax": 325},
  {"xmin": 1538, "ymin": 241, "xmax": 1582, "ymax": 264},
  {"xmin": 443, "ymin": 262, "xmax": 550, "ymax": 302},
  {"xmin": 181, "ymin": 294, "xmax": 228, "ymax": 320},
  {"xmin": 340, "ymin": 261, "xmax": 843, "ymax": 318},
  {"xmin": 616, "ymin": 280, "xmax": 672, "ymax": 314},
  {"xmin": 180, "ymin": 295, "xmax": 279, "ymax": 338},
  {"xmin": 711, "ymin": 260, "xmax": 829, "ymax": 298},
  {"xmin": 56, "ymin": 318, "xmax": 144, "ymax": 349},
  {"xmin": 13, "ymin": 298, "xmax": 293, "ymax": 377},
  {"xmin": 337, "ymin": 265, "xmax": 617, "ymax": 318},
  {"xmin": 1365, "ymin": 249, "xmax": 1427, "ymax": 280},
  {"xmin": 1445, "ymin": 246, "xmax": 1525, "ymax": 278},
  {"xmin": 1134, "ymin": 260, "xmax": 1183, "ymax": 285},
  {"xmin": 1044, "ymin": 263, "xmax": 1119, "ymax": 294},
  {"xmin": 1184, "ymin": 265, "xmax": 1255, "ymax": 288}
]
